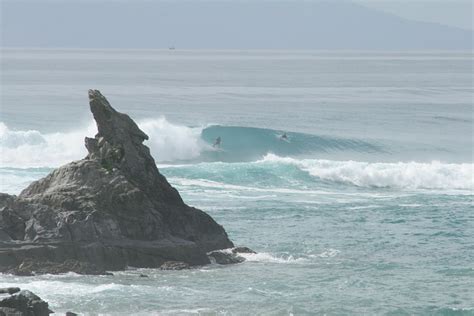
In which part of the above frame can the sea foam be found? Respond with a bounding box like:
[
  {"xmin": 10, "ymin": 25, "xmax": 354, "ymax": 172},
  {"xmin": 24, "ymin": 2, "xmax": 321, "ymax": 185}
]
[
  {"xmin": 261, "ymin": 154, "xmax": 474, "ymax": 190},
  {"xmin": 0, "ymin": 118, "xmax": 208, "ymax": 168},
  {"xmin": 238, "ymin": 252, "xmax": 309, "ymax": 264}
]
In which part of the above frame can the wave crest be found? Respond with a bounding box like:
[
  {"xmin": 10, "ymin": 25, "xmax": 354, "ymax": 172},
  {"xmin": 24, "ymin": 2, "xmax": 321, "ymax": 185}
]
[
  {"xmin": 262, "ymin": 154, "xmax": 474, "ymax": 190},
  {"xmin": 0, "ymin": 118, "xmax": 207, "ymax": 167},
  {"xmin": 139, "ymin": 117, "xmax": 209, "ymax": 162},
  {"xmin": 0, "ymin": 122, "xmax": 96, "ymax": 168}
]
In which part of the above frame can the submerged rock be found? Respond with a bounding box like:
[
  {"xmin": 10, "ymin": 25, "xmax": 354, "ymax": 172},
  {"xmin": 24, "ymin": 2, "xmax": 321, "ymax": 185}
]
[
  {"xmin": 0, "ymin": 90, "xmax": 238, "ymax": 275},
  {"xmin": 0, "ymin": 289, "xmax": 52, "ymax": 316}
]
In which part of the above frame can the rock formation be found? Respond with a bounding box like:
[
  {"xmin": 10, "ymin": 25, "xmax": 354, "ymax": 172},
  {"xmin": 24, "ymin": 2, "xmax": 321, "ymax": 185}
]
[
  {"xmin": 0, "ymin": 288, "xmax": 52, "ymax": 316},
  {"xmin": 0, "ymin": 90, "xmax": 243, "ymax": 275}
]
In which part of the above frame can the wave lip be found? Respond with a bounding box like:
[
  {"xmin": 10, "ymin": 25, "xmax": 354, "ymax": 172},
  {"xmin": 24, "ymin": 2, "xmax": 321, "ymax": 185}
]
[
  {"xmin": 262, "ymin": 154, "xmax": 474, "ymax": 191},
  {"xmin": 139, "ymin": 117, "xmax": 209, "ymax": 162}
]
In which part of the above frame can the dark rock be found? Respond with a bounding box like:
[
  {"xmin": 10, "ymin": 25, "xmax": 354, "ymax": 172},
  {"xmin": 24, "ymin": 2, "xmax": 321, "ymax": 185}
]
[
  {"xmin": 65, "ymin": 312, "xmax": 78, "ymax": 316},
  {"xmin": 139, "ymin": 274, "xmax": 148, "ymax": 277},
  {"xmin": 159, "ymin": 261, "xmax": 190, "ymax": 270},
  {"xmin": 0, "ymin": 288, "xmax": 21, "ymax": 295},
  {"xmin": 4, "ymin": 259, "xmax": 108, "ymax": 276},
  {"xmin": 232, "ymin": 247, "xmax": 256, "ymax": 254},
  {"xmin": 0, "ymin": 90, "xmax": 238, "ymax": 275},
  {"xmin": 0, "ymin": 290, "xmax": 52, "ymax": 316},
  {"xmin": 0, "ymin": 307, "xmax": 20, "ymax": 316},
  {"xmin": 208, "ymin": 251, "xmax": 245, "ymax": 265}
]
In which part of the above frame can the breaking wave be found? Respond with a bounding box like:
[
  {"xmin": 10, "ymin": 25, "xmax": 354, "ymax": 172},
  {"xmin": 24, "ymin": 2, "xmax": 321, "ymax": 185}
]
[
  {"xmin": 1, "ymin": 119, "xmax": 471, "ymax": 191},
  {"xmin": 0, "ymin": 121, "xmax": 96, "ymax": 168},
  {"xmin": 161, "ymin": 154, "xmax": 473, "ymax": 191},
  {"xmin": 238, "ymin": 252, "xmax": 309, "ymax": 264},
  {"xmin": 0, "ymin": 118, "xmax": 383, "ymax": 167},
  {"xmin": 0, "ymin": 118, "xmax": 207, "ymax": 167},
  {"xmin": 259, "ymin": 154, "xmax": 473, "ymax": 190}
]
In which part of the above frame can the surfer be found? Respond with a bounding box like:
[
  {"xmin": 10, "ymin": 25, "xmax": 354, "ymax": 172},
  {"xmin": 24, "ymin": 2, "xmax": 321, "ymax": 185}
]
[
  {"xmin": 280, "ymin": 133, "xmax": 288, "ymax": 141},
  {"xmin": 213, "ymin": 136, "xmax": 222, "ymax": 148}
]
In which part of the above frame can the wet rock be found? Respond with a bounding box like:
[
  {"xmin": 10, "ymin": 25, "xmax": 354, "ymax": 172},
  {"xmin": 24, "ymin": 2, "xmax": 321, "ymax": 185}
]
[
  {"xmin": 0, "ymin": 90, "xmax": 241, "ymax": 275},
  {"xmin": 0, "ymin": 290, "xmax": 52, "ymax": 316},
  {"xmin": 232, "ymin": 247, "xmax": 256, "ymax": 254},
  {"xmin": 208, "ymin": 251, "xmax": 245, "ymax": 265},
  {"xmin": 0, "ymin": 288, "xmax": 21, "ymax": 295},
  {"xmin": 159, "ymin": 261, "xmax": 191, "ymax": 270},
  {"xmin": 3, "ymin": 259, "xmax": 109, "ymax": 276}
]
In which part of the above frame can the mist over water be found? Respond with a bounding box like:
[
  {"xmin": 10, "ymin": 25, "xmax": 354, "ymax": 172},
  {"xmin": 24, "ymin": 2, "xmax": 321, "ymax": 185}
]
[{"xmin": 0, "ymin": 49, "xmax": 472, "ymax": 315}]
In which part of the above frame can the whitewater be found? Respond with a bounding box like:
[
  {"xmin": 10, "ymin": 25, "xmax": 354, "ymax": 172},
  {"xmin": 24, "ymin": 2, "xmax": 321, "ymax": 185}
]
[
  {"xmin": 1, "ymin": 119, "xmax": 472, "ymax": 193},
  {"xmin": 1, "ymin": 49, "xmax": 473, "ymax": 315}
]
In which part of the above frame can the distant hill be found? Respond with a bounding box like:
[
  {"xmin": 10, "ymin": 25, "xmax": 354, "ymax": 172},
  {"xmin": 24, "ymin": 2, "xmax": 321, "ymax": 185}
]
[{"xmin": 1, "ymin": 0, "xmax": 472, "ymax": 49}]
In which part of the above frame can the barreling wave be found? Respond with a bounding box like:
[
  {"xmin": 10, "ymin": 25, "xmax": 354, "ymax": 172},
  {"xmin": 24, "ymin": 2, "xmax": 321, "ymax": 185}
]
[
  {"xmin": 0, "ymin": 118, "xmax": 383, "ymax": 167},
  {"xmin": 199, "ymin": 125, "xmax": 383, "ymax": 162}
]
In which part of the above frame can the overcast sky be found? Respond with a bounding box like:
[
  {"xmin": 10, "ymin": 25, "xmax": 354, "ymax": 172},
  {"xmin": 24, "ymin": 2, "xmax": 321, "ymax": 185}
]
[
  {"xmin": 1, "ymin": 0, "xmax": 472, "ymax": 30},
  {"xmin": 356, "ymin": 0, "xmax": 472, "ymax": 30},
  {"xmin": 1, "ymin": 0, "xmax": 472, "ymax": 49}
]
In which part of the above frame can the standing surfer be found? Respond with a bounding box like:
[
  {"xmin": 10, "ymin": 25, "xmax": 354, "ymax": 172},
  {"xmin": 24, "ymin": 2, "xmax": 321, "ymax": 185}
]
[{"xmin": 213, "ymin": 136, "xmax": 222, "ymax": 148}]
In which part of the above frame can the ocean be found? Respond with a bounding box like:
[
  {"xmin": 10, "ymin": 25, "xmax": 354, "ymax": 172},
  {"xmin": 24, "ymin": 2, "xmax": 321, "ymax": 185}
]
[{"xmin": 0, "ymin": 49, "xmax": 473, "ymax": 315}]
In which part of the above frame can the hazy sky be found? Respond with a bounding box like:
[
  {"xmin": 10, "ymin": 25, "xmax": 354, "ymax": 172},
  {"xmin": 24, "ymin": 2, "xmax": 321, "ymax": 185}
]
[
  {"xmin": 357, "ymin": 0, "xmax": 472, "ymax": 30},
  {"xmin": 1, "ymin": 0, "xmax": 472, "ymax": 49},
  {"xmin": 0, "ymin": 0, "xmax": 474, "ymax": 29},
  {"xmin": 1, "ymin": 0, "xmax": 472, "ymax": 30}
]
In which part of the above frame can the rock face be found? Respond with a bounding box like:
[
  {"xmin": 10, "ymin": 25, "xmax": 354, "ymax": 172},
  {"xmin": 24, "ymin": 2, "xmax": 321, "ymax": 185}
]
[{"xmin": 0, "ymin": 90, "xmax": 235, "ymax": 274}]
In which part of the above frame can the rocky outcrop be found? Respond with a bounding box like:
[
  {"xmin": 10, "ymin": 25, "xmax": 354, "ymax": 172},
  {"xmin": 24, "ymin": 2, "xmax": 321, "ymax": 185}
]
[
  {"xmin": 207, "ymin": 247, "xmax": 256, "ymax": 265},
  {"xmin": 0, "ymin": 288, "xmax": 52, "ymax": 316},
  {"xmin": 232, "ymin": 247, "xmax": 256, "ymax": 254},
  {"xmin": 0, "ymin": 90, "xmax": 239, "ymax": 275},
  {"xmin": 4, "ymin": 259, "xmax": 111, "ymax": 276},
  {"xmin": 159, "ymin": 261, "xmax": 191, "ymax": 270},
  {"xmin": 208, "ymin": 251, "xmax": 245, "ymax": 264}
]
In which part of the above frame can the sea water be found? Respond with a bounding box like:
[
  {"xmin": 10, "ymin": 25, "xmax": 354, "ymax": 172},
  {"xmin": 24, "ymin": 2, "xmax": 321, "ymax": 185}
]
[{"xmin": 0, "ymin": 49, "xmax": 473, "ymax": 315}]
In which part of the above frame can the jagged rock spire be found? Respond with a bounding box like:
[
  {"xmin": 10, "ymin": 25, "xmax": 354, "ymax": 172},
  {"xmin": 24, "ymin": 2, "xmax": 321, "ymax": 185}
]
[{"xmin": 84, "ymin": 90, "xmax": 181, "ymax": 203}]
